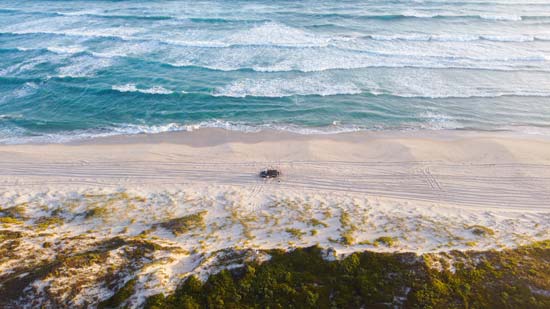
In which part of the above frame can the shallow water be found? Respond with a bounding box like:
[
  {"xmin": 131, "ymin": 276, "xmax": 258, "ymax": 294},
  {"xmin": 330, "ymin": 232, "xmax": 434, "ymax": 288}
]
[{"xmin": 1, "ymin": 0, "xmax": 550, "ymax": 143}]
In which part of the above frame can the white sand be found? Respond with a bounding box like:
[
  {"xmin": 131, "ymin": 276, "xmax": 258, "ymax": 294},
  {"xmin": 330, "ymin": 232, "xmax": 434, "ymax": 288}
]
[
  {"xmin": 1, "ymin": 129, "xmax": 549, "ymax": 209},
  {"xmin": 1, "ymin": 129, "xmax": 550, "ymax": 306}
]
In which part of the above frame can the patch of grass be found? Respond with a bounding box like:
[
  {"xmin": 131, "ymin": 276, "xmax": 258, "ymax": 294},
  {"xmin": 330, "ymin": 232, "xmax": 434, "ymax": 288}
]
[
  {"xmin": 0, "ymin": 205, "xmax": 27, "ymax": 218},
  {"xmin": 468, "ymin": 225, "xmax": 495, "ymax": 237},
  {"xmin": 465, "ymin": 241, "xmax": 478, "ymax": 247},
  {"xmin": 0, "ymin": 217, "xmax": 24, "ymax": 225},
  {"xmin": 340, "ymin": 211, "xmax": 351, "ymax": 227},
  {"xmin": 374, "ymin": 236, "xmax": 397, "ymax": 247},
  {"xmin": 35, "ymin": 216, "xmax": 64, "ymax": 230},
  {"xmin": 98, "ymin": 278, "xmax": 136, "ymax": 309},
  {"xmin": 286, "ymin": 228, "xmax": 305, "ymax": 240},
  {"xmin": 310, "ymin": 229, "xmax": 318, "ymax": 236},
  {"xmin": 0, "ymin": 230, "xmax": 22, "ymax": 242},
  {"xmin": 340, "ymin": 230, "xmax": 355, "ymax": 246},
  {"xmin": 156, "ymin": 211, "xmax": 207, "ymax": 236},
  {"xmin": 308, "ymin": 218, "xmax": 328, "ymax": 228},
  {"xmin": 85, "ymin": 206, "xmax": 108, "ymax": 219},
  {"xmin": 337, "ymin": 211, "xmax": 357, "ymax": 246}
]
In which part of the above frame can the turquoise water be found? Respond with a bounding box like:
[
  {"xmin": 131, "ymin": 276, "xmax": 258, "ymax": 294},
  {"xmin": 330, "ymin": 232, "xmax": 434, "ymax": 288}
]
[{"xmin": 1, "ymin": 0, "xmax": 550, "ymax": 143}]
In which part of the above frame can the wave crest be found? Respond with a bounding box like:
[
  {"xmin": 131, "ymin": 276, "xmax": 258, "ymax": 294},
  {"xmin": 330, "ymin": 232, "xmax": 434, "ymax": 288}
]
[
  {"xmin": 212, "ymin": 77, "xmax": 362, "ymax": 98},
  {"xmin": 112, "ymin": 84, "xmax": 173, "ymax": 95}
]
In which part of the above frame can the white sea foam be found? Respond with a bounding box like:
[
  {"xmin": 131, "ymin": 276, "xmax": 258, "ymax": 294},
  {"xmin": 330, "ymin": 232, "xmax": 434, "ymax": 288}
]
[
  {"xmin": 55, "ymin": 9, "xmax": 103, "ymax": 16},
  {"xmin": 399, "ymin": 10, "xmax": 525, "ymax": 21},
  {"xmin": 112, "ymin": 84, "xmax": 173, "ymax": 95},
  {"xmin": 0, "ymin": 55, "xmax": 53, "ymax": 77},
  {"xmin": 419, "ymin": 112, "xmax": 463, "ymax": 130},
  {"xmin": 365, "ymin": 34, "xmax": 540, "ymax": 42},
  {"xmin": 479, "ymin": 14, "xmax": 523, "ymax": 21},
  {"xmin": 226, "ymin": 22, "xmax": 331, "ymax": 47},
  {"xmin": 213, "ymin": 76, "xmax": 361, "ymax": 98},
  {"xmin": 47, "ymin": 45, "xmax": 85, "ymax": 54},
  {"xmin": 56, "ymin": 55, "xmax": 112, "ymax": 78},
  {"xmin": 3, "ymin": 25, "xmax": 142, "ymax": 40}
]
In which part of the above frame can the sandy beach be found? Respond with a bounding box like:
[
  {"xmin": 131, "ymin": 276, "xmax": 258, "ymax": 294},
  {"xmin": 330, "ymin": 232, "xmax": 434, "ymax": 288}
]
[
  {"xmin": 1, "ymin": 129, "xmax": 550, "ymax": 208},
  {"xmin": 2, "ymin": 129, "xmax": 550, "ymax": 305}
]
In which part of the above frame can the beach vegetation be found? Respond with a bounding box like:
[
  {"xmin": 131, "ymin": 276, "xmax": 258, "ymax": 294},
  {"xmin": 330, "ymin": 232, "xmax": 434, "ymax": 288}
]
[
  {"xmin": 35, "ymin": 216, "xmax": 64, "ymax": 230},
  {"xmin": 85, "ymin": 206, "xmax": 108, "ymax": 219},
  {"xmin": 98, "ymin": 278, "xmax": 137, "ymax": 309},
  {"xmin": 340, "ymin": 211, "xmax": 351, "ymax": 227},
  {"xmin": 340, "ymin": 230, "xmax": 355, "ymax": 246},
  {"xmin": 285, "ymin": 228, "xmax": 305, "ymax": 240},
  {"xmin": 0, "ymin": 230, "xmax": 22, "ymax": 242},
  {"xmin": 0, "ymin": 217, "xmax": 24, "ymax": 225},
  {"xmin": 374, "ymin": 236, "xmax": 397, "ymax": 247},
  {"xmin": 468, "ymin": 225, "xmax": 495, "ymax": 237},
  {"xmin": 337, "ymin": 210, "xmax": 357, "ymax": 246},
  {"xmin": 143, "ymin": 241, "xmax": 550, "ymax": 309},
  {"xmin": 308, "ymin": 218, "xmax": 328, "ymax": 228},
  {"xmin": 465, "ymin": 241, "xmax": 478, "ymax": 247},
  {"xmin": 156, "ymin": 211, "xmax": 207, "ymax": 236},
  {"xmin": 0, "ymin": 204, "xmax": 27, "ymax": 218}
]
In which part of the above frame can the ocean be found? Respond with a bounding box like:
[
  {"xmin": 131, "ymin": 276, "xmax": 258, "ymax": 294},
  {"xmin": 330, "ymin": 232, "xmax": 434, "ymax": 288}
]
[{"xmin": 1, "ymin": 0, "xmax": 550, "ymax": 143}]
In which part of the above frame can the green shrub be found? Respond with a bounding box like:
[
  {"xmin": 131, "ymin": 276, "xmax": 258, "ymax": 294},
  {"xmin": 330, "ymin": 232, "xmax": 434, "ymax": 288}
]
[
  {"xmin": 308, "ymin": 218, "xmax": 328, "ymax": 228},
  {"xmin": 0, "ymin": 217, "xmax": 23, "ymax": 225},
  {"xmin": 35, "ymin": 217, "xmax": 64, "ymax": 230},
  {"xmin": 85, "ymin": 206, "xmax": 108, "ymax": 219},
  {"xmin": 147, "ymin": 243, "xmax": 550, "ymax": 308},
  {"xmin": 98, "ymin": 278, "xmax": 137, "ymax": 308},
  {"xmin": 468, "ymin": 225, "xmax": 495, "ymax": 237},
  {"xmin": 156, "ymin": 211, "xmax": 207, "ymax": 236},
  {"xmin": 285, "ymin": 228, "xmax": 305, "ymax": 240},
  {"xmin": 0, "ymin": 230, "xmax": 22, "ymax": 242},
  {"xmin": 374, "ymin": 236, "xmax": 397, "ymax": 247}
]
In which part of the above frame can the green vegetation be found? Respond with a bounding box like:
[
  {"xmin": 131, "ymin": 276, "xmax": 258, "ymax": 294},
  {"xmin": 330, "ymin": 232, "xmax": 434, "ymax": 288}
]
[
  {"xmin": 340, "ymin": 230, "xmax": 355, "ymax": 246},
  {"xmin": 0, "ymin": 230, "xmax": 22, "ymax": 242},
  {"xmin": 35, "ymin": 216, "xmax": 64, "ymax": 230},
  {"xmin": 465, "ymin": 241, "xmax": 478, "ymax": 247},
  {"xmin": 0, "ymin": 236, "xmax": 160, "ymax": 307},
  {"xmin": 145, "ymin": 241, "xmax": 550, "ymax": 309},
  {"xmin": 307, "ymin": 218, "xmax": 328, "ymax": 228},
  {"xmin": 98, "ymin": 278, "xmax": 137, "ymax": 309},
  {"xmin": 0, "ymin": 205, "xmax": 27, "ymax": 218},
  {"xmin": 337, "ymin": 210, "xmax": 357, "ymax": 246},
  {"xmin": 85, "ymin": 206, "xmax": 108, "ymax": 219},
  {"xmin": 155, "ymin": 211, "xmax": 207, "ymax": 236},
  {"xmin": 0, "ymin": 204, "xmax": 27, "ymax": 226},
  {"xmin": 374, "ymin": 236, "xmax": 398, "ymax": 247},
  {"xmin": 285, "ymin": 228, "xmax": 305, "ymax": 240},
  {"xmin": 468, "ymin": 225, "xmax": 496, "ymax": 236},
  {"xmin": 0, "ymin": 217, "xmax": 23, "ymax": 225}
]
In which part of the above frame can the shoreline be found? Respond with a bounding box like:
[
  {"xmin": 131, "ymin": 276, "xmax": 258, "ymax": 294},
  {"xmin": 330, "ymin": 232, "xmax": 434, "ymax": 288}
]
[
  {"xmin": 2, "ymin": 125, "xmax": 550, "ymax": 147},
  {"xmin": 2, "ymin": 128, "xmax": 550, "ymax": 208},
  {"xmin": 71, "ymin": 127, "xmax": 550, "ymax": 146}
]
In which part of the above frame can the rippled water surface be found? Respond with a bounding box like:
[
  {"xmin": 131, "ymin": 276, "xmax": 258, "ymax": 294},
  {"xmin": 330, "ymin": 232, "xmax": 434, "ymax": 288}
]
[{"xmin": 1, "ymin": 0, "xmax": 550, "ymax": 142}]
